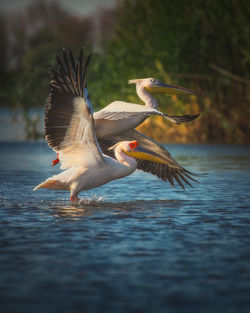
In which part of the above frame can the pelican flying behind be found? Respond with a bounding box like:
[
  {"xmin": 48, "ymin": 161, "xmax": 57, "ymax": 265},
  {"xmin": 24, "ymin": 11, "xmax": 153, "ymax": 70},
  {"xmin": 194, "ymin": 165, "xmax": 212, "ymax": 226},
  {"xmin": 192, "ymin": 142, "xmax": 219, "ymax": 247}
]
[{"xmin": 53, "ymin": 49, "xmax": 199, "ymax": 140}]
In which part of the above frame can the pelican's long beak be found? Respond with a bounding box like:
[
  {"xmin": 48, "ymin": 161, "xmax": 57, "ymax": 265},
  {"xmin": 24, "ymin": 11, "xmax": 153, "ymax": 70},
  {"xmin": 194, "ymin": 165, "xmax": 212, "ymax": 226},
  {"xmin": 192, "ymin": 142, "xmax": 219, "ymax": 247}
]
[
  {"xmin": 145, "ymin": 81, "xmax": 197, "ymax": 95},
  {"xmin": 124, "ymin": 145, "xmax": 169, "ymax": 164}
]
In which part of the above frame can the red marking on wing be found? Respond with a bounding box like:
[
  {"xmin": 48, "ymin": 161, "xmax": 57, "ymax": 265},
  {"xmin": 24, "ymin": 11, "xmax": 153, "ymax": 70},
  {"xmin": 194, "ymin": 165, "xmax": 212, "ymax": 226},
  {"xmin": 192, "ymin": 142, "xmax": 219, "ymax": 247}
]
[
  {"xmin": 129, "ymin": 141, "xmax": 139, "ymax": 150},
  {"xmin": 52, "ymin": 153, "xmax": 60, "ymax": 166}
]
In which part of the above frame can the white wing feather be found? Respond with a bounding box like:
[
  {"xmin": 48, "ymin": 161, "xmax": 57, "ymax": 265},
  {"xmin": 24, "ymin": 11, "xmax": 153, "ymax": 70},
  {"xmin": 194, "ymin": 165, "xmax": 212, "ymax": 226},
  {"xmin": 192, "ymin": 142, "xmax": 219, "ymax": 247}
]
[
  {"xmin": 94, "ymin": 101, "xmax": 166, "ymax": 120},
  {"xmin": 58, "ymin": 97, "xmax": 103, "ymax": 169}
]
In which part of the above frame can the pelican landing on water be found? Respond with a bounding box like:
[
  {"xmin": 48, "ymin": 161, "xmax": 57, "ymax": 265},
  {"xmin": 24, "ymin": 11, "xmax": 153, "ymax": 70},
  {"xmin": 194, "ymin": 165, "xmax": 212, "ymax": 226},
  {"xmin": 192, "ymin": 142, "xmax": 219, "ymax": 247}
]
[{"xmin": 34, "ymin": 49, "xmax": 200, "ymax": 202}]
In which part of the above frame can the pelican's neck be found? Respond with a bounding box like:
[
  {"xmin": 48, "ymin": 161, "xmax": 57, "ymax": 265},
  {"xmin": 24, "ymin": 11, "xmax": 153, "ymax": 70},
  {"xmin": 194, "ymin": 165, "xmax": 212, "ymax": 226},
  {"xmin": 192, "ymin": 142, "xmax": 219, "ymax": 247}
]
[
  {"xmin": 136, "ymin": 85, "xmax": 158, "ymax": 109},
  {"xmin": 114, "ymin": 148, "xmax": 137, "ymax": 169}
]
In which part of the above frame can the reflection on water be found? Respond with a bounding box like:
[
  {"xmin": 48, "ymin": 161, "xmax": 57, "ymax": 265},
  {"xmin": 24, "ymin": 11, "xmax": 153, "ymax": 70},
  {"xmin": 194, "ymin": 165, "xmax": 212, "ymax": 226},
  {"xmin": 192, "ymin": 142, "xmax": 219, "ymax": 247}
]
[
  {"xmin": 46, "ymin": 199, "xmax": 188, "ymax": 220},
  {"xmin": 0, "ymin": 142, "xmax": 250, "ymax": 313}
]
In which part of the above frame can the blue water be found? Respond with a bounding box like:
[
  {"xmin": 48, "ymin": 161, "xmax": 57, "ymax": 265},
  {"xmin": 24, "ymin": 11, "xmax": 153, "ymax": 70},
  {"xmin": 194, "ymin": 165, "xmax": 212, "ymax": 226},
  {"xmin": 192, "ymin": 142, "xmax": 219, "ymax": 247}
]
[{"xmin": 0, "ymin": 141, "xmax": 250, "ymax": 313}]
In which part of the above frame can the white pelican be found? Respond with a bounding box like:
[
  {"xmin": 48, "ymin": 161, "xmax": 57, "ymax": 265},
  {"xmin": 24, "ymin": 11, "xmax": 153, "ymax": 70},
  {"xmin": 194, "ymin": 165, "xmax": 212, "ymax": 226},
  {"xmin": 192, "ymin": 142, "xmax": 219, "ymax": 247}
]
[
  {"xmin": 34, "ymin": 51, "xmax": 198, "ymax": 202},
  {"xmin": 53, "ymin": 48, "xmax": 199, "ymax": 139},
  {"xmin": 94, "ymin": 77, "xmax": 199, "ymax": 138}
]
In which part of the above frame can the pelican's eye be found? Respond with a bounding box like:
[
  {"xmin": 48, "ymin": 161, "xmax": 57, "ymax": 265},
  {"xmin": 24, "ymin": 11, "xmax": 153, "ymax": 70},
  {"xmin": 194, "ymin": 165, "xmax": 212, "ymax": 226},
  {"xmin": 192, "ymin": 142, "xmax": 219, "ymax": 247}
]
[
  {"xmin": 150, "ymin": 79, "xmax": 155, "ymax": 83},
  {"xmin": 129, "ymin": 141, "xmax": 139, "ymax": 150}
]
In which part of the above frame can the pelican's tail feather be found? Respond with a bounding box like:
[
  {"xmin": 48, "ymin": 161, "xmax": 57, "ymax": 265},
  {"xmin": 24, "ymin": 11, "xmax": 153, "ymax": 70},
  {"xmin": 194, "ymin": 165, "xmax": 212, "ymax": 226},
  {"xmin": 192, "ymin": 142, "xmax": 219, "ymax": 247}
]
[{"xmin": 33, "ymin": 179, "xmax": 68, "ymax": 191}]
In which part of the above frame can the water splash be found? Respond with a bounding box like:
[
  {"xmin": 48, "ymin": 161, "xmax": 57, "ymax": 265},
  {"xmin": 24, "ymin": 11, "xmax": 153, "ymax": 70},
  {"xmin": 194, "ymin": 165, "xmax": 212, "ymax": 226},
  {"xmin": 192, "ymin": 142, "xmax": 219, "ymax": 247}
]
[{"xmin": 75, "ymin": 195, "xmax": 105, "ymax": 206}]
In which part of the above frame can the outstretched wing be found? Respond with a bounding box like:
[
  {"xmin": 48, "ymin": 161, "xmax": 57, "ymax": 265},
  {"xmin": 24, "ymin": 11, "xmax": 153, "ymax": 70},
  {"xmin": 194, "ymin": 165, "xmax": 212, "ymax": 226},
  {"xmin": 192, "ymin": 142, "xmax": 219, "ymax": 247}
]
[
  {"xmin": 94, "ymin": 101, "xmax": 166, "ymax": 119},
  {"xmin": 94, "ymin": 101, "xmax": 199, "ymax": 124},
  {"xmin": 45, "ymin": 48, "xmax": 103, "ymax": 169},
  {"xmin": 98, "ymin": 129, "xmax": 198, "ymax": 189}
]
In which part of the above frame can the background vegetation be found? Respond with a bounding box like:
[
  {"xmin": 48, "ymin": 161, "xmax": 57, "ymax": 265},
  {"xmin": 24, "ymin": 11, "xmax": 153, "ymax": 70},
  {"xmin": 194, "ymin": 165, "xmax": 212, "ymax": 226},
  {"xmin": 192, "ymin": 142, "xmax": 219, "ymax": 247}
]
[{"xmin": 0, "ymin": 0, "xmax": 249, "ymax": 143}]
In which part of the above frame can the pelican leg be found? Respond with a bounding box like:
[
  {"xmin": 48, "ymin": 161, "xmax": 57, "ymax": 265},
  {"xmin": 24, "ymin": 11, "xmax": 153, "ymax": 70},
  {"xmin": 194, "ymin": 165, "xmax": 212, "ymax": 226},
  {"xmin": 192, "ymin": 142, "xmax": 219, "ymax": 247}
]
[{"xmin": 70, "ymin": 195, "xmax": 79, "ymax": 203}]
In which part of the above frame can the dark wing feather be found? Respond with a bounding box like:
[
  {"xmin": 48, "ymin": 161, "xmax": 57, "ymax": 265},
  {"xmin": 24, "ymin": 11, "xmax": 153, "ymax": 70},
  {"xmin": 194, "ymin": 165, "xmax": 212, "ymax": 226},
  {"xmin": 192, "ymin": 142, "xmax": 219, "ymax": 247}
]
[
  {"xmin": 78, "ymin": 49, "xmax": 84, "ymax": 95},
  {"xmin": 45, "ymin": 88, "xmax": 74, "ymax": 150},
  {"xmin": 98, "ymin": 129, "xmax": 198, "ymax": 189},
  {"xmin": 69, "ymin": 49, "xmax": 76, "ymax": 73},
  {"xmin": 62, "ymin": 48, "xmax": 79, "ymax": 95},
  {"xmin": 168, "ymin": 113, "xmax": 200, "ymax": 124}
]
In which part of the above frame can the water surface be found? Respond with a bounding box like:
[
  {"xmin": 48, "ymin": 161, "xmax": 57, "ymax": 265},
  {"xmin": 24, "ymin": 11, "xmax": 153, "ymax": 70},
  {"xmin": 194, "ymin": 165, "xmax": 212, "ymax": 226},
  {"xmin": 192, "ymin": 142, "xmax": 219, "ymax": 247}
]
[{"xmin": 0, "ymin": 142, "xmax": 250, "ymax": 313}]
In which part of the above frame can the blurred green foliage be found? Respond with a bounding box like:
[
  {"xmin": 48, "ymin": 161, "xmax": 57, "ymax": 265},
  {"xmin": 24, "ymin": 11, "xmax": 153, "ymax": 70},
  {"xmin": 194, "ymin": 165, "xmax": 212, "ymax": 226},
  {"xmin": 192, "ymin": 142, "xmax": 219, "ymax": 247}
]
[{"xmin": 0, "ymin": 0, "xmax": 249, "ymax": 142}]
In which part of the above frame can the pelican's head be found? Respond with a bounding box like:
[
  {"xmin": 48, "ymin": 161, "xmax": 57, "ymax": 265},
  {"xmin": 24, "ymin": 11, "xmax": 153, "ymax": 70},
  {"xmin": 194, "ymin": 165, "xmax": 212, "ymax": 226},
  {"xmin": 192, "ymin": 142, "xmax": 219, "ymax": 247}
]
[
  {"xmin": 128, "ymin": 77, "xmax": 197, "ymax": 95},
  {"xmin": 120, "ymin": 140, "xmax": 170, "ymax": 164}
]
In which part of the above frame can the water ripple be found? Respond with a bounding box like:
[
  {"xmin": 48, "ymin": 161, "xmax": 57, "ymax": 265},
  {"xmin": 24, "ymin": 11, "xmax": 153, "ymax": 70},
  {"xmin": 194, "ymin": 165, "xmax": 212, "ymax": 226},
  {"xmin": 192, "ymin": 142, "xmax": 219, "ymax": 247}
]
[{"xmin": 0, "ymin": 142, "xmax": 250, "ymax": 313}]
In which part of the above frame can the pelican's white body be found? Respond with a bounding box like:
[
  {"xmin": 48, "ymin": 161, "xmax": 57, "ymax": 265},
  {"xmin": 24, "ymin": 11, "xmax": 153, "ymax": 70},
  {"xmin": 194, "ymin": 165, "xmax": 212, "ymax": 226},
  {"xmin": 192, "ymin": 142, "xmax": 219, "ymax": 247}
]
[{"xmin": 34, "ymin": 150, "xmax": 137, "ymax": 199}]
